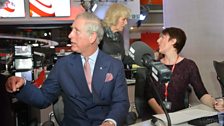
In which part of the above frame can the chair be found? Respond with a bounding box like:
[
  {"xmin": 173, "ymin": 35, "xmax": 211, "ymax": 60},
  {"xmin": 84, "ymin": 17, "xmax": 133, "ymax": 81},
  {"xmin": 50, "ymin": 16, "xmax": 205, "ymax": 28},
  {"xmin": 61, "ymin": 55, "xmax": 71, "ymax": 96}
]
[
  {"xmin": 134, "ymin": 67, "xmax": 150, "ymax": 120},
  {"xmin": 134, "ymin": 67, "xmax": 192, "ymax": 120},
  {"xmin": 184, "ymin": 85, "xmax": 192, "ymax": 108},
  {"xmin": 42, "ymin": 95, "xmax": 64, "ymax": 126},
  {"xmin": 213, "ymin": 60, "xmax": 224, "ymax": 97}
]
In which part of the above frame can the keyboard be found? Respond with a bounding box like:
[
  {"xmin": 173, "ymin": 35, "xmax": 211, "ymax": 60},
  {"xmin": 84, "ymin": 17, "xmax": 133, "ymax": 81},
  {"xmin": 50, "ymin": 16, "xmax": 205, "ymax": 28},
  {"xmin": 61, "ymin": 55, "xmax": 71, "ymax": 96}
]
[{"xmin": 187, "ymin": 115, "xmax": 219, "ymax": 126}]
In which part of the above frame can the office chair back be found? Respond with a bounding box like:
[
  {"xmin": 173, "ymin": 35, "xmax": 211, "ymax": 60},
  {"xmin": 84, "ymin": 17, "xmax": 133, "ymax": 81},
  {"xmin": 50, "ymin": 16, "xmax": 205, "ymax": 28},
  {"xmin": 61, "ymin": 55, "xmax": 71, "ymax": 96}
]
[
  {"xmin": 42, "ymin": 95, "xmax": 64, "ymax": 126},
  {"xmin": 134, "ymin": 67, "xmax": 149, "ymax": 119},
  {"xmin": 52, "ymin": 95, "xmax": 64, "ymax": 125},
  {"xmin": 213, "ymin": 60, "xmax": 224, "ymax": 96},
  {"xmin": 184, "ymin": 85, "xmax": 192, "ymax": 108}
]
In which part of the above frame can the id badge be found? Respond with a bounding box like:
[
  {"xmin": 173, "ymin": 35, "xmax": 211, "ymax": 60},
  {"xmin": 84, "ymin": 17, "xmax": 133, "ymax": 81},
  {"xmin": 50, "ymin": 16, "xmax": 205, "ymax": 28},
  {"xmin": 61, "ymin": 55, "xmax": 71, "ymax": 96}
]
[{"xmin": 163, "ymin": 101, "xmax": 172, "ymax": 110}]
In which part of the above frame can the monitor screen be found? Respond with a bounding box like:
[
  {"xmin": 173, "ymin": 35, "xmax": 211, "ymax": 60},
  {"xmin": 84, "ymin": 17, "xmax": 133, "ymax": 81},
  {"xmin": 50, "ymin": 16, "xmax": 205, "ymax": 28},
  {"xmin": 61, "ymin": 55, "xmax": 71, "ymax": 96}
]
[
  {"xmin": 29, "ymin": 0, "xmax": 70, "ymax": 17},
  {"xmin": 15, "ymin": 58, "xmax": 33, "ymax": 70},
  {"xmin": 14, "ymin": 45, "xmax": 32, "ymax": 57},
  {"xmin": 0, "ymin": 0, "xmax": 25, "ymax": 17},
  {"xmin": 15, "ymin": 70, "xmax": 33, "ymax": 81}
]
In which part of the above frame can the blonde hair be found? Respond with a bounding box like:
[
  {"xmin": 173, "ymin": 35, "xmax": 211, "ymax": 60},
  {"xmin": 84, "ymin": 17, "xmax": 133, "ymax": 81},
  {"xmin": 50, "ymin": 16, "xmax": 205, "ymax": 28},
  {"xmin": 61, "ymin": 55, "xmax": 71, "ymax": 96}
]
[{"xmin": 103, "ymin": 3, "xmax": 131, "ymax": 27}]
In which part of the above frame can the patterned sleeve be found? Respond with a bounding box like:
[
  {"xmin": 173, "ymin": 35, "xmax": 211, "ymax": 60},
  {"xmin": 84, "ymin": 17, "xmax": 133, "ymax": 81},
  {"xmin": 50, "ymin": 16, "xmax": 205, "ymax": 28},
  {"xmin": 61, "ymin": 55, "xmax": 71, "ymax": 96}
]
[{"xmin": 189, "ymin": 60, "xmax": 208, "ymax": 99}]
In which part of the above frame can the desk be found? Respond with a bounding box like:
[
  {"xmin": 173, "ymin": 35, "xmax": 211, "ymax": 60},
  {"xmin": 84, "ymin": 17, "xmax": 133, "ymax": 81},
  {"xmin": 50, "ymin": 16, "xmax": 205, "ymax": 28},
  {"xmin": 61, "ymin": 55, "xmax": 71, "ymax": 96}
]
[{"xmin": 131, "ymin": 104, "xmax": 220, "ymax": 126}]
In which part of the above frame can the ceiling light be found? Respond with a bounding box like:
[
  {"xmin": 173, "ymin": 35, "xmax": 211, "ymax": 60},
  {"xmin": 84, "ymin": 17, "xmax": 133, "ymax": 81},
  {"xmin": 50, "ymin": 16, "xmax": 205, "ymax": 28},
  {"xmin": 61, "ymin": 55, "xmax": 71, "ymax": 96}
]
[
  {"xmin": 91, "ymin": 3, "xmax": 97, "ymax": 12},
  {"xmin": 136, "ymin": 5, "xmax": 149, "ymax": 27},
  {"xmin": 139, "ymin": 14, "xmax": 146, "ymax": 21}
]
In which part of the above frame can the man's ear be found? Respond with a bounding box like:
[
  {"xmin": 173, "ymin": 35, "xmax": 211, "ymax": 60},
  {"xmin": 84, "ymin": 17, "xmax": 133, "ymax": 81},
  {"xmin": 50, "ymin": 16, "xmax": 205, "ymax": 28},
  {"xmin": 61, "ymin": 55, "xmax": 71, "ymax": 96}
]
[{"xmin": 89, "ymin": 32, "xmax": 97, "ymax": 44}]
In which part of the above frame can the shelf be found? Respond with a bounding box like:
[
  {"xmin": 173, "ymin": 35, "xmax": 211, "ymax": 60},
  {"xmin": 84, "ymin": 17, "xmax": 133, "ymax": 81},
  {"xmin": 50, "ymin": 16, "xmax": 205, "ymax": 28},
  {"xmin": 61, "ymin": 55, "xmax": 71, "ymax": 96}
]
[
  {"xmin": 149, "ymin": 10, "xmax": 163, "ymax": 13},
  {"xmin": 130, "ymin": 23, "xmax": 163, "ymax": 33}
]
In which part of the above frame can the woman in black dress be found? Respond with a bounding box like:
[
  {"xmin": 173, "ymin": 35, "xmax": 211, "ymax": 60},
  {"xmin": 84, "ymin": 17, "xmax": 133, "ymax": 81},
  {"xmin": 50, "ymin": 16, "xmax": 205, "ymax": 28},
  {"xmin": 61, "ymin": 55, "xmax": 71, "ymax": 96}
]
[{"xmin": 144, "ymin": 27, "xmax": 219, "ymax": 119}]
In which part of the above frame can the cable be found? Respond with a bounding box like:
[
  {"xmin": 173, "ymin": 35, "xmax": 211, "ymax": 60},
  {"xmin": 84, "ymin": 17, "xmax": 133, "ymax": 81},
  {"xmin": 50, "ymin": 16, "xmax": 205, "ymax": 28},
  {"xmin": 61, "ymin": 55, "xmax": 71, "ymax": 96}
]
[{"xmin": 146, "ymin": 72, "xmax": 172, "ymax": 126}]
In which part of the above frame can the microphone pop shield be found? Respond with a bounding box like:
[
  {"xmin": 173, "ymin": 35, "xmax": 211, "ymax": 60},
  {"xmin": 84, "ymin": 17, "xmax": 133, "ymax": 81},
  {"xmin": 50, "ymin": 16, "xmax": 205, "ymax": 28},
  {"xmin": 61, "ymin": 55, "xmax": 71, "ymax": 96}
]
[{"xmin": 128, "ymin": 41, "xmax": 155, "ymax": 66}]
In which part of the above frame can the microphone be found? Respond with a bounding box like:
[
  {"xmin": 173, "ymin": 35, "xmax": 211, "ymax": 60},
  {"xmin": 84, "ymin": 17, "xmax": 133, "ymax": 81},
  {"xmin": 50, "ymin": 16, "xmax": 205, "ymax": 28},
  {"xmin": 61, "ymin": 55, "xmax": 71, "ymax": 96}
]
[
  {"xmin": 128, "ymin": 41, "xmax": 154, "ymax": 66},
  {"xmin": 128, "ymin": 41, "xmax": 172, "ymax": 84},
  {"xmin": 129, "ymin": 41, "xmax": 172, "ymax": 126}
]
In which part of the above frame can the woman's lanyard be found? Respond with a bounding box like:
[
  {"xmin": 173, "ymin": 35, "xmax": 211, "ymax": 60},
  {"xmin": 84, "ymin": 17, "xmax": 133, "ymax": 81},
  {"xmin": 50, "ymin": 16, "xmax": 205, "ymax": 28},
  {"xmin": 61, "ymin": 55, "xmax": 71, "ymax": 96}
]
[{"xmin": 164, "ymin": 55, "xmax": 179, "ymax": 102}]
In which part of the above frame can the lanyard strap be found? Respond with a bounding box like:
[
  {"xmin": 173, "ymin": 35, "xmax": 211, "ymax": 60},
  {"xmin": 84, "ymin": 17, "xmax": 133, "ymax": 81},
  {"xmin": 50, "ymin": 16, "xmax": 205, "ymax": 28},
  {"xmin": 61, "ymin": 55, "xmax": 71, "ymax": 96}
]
[{"xmin": 164, "ymin": 56, "xmax": 179, "ymax": 101}]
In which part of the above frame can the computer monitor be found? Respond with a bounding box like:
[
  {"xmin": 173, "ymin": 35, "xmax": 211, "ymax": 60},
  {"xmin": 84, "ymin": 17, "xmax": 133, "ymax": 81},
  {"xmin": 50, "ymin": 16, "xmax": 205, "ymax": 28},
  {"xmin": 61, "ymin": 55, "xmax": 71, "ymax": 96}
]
[
  {"xmin": 29, "ymin": 0, "xmax": 70, "ymax": 17},
  {"xmin": 0, "ymin": 0, "xmax": 25, "ymax": 18},
  {"xmin": 15, "ymin": 70, "xmax": 33, "ymax": 81},
  {"xmin": 14, "ymin": 45, "xmax": 32, "ymax": 57},
  {"xmin": 14, "ymin": 58, "xmax": 33, "ymax": 70}
]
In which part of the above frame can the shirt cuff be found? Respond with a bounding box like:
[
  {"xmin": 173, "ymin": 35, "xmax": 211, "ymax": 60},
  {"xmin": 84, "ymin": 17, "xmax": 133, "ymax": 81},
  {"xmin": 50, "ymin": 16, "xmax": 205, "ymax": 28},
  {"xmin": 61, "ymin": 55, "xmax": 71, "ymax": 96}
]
[
  {"xmin": 104, "ymin": 118, "xmax": 117, "ymax": 126},
  {"xmin": 23, "ymin": 77, "xmax": 27, "ymax": 86}
]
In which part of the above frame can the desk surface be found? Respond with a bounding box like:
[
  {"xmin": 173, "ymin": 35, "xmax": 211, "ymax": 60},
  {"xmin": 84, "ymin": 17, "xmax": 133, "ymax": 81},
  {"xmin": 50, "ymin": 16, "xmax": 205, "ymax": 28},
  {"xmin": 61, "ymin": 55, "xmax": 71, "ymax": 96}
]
[
  {"xmin": 131, "ymin": 104, "xmax": 220, "ymax": 126},
  {"xmin": 131, "ymin": 120, "xmax": 219, "ymax": 126}
]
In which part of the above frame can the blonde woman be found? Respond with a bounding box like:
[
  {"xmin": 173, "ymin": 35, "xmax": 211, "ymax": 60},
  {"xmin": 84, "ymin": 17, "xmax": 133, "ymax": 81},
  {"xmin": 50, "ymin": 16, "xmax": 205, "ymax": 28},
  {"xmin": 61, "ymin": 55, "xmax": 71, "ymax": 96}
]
[{"xmin": 99, "ymin": 3, "xmax": 131, "ymax": 61}]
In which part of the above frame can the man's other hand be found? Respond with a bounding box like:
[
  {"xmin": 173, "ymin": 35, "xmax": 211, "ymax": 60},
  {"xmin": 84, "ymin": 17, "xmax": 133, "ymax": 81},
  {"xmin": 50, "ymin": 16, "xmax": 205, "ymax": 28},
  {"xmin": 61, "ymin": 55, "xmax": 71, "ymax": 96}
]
[{"xmin": 5, "ymin": 76, "xmax": 25, "ymax": 93}]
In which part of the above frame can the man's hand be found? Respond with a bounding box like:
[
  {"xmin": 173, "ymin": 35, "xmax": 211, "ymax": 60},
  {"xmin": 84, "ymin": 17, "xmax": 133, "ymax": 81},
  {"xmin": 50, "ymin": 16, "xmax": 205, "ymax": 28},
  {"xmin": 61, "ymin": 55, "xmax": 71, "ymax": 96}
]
[
  {"xmin": 5, "ymin": 76, "xmax": 25, "ymax": 93},
  {"xmin": 100, "ymin": 120, "xmax": 115, "ymax": 126}
]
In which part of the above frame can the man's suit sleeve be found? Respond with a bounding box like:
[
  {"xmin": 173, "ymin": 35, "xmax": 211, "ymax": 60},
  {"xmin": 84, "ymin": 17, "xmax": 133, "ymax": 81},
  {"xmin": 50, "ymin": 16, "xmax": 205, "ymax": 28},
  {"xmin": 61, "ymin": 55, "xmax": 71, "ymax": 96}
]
[{"xmin": 106, "ymin": 60, "xmax": 130, "ymax": 125}]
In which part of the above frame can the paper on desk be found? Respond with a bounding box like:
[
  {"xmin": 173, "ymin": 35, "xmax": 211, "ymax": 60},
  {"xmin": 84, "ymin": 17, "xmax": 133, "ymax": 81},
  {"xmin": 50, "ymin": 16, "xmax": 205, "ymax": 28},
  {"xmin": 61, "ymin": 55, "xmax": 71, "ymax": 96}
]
[{"xmin": 153, "ymin": 109, "xmax": 218, "ymax": 125}]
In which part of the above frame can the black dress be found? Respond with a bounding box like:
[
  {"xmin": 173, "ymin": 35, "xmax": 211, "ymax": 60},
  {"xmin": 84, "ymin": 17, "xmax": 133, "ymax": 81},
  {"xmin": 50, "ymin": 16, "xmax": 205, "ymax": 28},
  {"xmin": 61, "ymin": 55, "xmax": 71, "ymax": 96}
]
[{"xmin": 144, "ymin": 58, "xmax": 208, "ymax": 119}]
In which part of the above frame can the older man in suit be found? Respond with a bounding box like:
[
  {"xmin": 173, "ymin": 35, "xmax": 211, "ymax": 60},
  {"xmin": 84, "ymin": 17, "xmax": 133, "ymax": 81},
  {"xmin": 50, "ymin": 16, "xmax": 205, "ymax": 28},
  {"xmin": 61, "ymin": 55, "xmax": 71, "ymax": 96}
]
[{"xmin": 5, "ymin": 12, "xmax": 129, "ymax": 126}]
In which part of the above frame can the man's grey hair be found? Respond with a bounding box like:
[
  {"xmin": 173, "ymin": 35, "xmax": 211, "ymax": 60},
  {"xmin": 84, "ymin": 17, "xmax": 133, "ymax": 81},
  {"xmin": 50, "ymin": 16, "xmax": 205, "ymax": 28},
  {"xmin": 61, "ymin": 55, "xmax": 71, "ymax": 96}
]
[{"xmin": 76, "ymin": 12, "xmax": 104, "ymax": 44}]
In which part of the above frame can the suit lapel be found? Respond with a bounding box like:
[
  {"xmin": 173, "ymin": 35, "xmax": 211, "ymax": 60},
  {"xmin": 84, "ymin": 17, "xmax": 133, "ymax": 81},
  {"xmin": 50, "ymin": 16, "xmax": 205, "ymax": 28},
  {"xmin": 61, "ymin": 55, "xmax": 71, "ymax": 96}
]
[
  {"xmin": 68, "ymin": 53, "xmax": 91, "ymax": 95},
  {"xmin": 92, "ymin": 51, "xmax": 110, "ymax": 94},
  {"xmin": 67, "ymin": 52, "xmax": 111, "ymax": 96}
]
